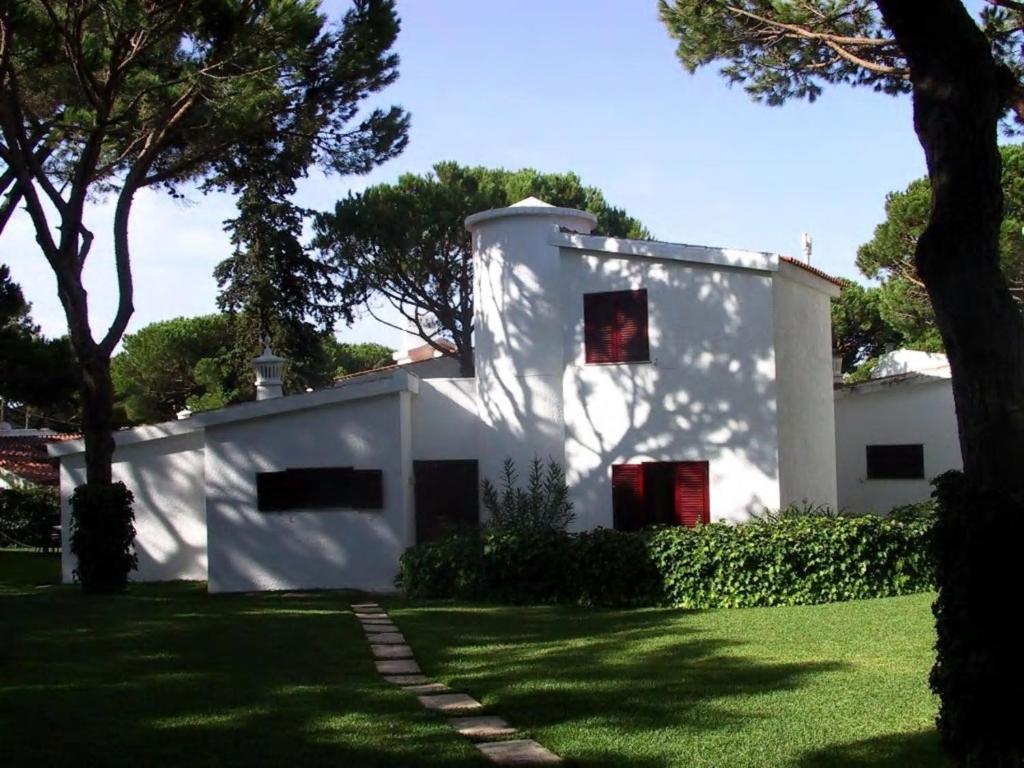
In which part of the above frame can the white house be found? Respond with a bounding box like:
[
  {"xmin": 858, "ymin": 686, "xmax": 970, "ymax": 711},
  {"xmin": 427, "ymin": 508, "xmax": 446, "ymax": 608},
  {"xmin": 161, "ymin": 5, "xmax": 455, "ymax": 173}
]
[
  {"xmin": 50, "ymin": 197, "xmax": 841, "ymax": 593},
  {"xmin": 834, "ymin": 349, "xmax": 962, "ymax": 513}
]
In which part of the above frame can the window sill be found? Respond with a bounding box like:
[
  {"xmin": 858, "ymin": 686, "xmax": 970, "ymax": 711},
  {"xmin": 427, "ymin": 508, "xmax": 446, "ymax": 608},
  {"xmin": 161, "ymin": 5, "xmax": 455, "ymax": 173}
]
[{"xmin": 583, "ymin": 359, "xmax": 653, "ymax": 367}]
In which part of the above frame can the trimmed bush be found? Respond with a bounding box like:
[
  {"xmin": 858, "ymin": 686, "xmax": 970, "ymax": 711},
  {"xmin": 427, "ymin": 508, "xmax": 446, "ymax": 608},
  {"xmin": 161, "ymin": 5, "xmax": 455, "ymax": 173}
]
[
  {"xmin": 69, "ymin": 482, "xmax": 137, "ymax": 594},
  {"xmin": 571, "ymin": 527, "xmax": 661, "ymax": 607},
  {"xmin": 483, "ymin": 526, "xmax": 575, "ymax": 603},
  {"xmin": 398, "ymin": 514, "xmax": 934, "ymax": 609},
  {"xmin": 647, "ymin": 516, "xmax": 934, "ymax": 609},
  {"xmin": 0, "ymin": 485, "xmax": 59, "ymax": 549},
  {"xmin": 398, "ymin": 533, "xmax": 484, "ymax": 600}
]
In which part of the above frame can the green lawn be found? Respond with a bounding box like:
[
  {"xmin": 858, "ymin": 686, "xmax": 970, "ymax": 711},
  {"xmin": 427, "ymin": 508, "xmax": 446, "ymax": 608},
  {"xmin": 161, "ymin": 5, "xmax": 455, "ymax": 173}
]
[{"xmin": 2, "ymin": 550, "xmax": 946, "ymax": 767}]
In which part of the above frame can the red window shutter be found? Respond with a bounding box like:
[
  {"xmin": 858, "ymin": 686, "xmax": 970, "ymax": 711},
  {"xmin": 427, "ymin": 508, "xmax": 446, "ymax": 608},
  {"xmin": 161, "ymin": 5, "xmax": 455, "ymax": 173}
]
[
  {"xmin": 618, "ymin": 289, "xmax": 649, "ymax": 362},
  {"xmin": 584, "ymin": 292, "xmax": 615, "ymax": 363},
  {"xmin": 584, "ymin": 290, "xmax": 649, "ymax": 363},
  {"xmin": 673, "ymin": 461, "xmax": 709, "ymax": 527},
  {"xmin": 612, "ymin": 463, "xmax": 645, "ymax": 531}
]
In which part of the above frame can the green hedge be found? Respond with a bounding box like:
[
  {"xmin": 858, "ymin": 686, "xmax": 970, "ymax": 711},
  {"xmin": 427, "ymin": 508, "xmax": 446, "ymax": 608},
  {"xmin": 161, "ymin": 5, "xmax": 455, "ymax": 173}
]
[
  {"xmin": 0, "ymin": 485, "xmax": 59, "ymax": 549},
  {"xmin": 397, "ymin": 515, "xmax": 934, "ymax": 608}
]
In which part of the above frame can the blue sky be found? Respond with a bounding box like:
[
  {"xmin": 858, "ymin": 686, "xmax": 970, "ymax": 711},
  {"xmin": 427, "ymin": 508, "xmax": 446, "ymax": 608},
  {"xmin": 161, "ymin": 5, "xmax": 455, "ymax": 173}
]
[{"xmin": 5, "ymin": 0, "xmax": 928, "ymax": 350}]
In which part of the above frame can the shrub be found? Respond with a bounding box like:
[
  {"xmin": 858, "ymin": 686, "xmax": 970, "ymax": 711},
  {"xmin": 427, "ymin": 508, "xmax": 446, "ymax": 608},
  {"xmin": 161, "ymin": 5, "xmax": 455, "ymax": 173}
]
[
  {"xmin": 647, "ymin": 515, "xmax": 934, "ymax": 609},
  {"xmin": 571, "ymin": 527, "xmax": 661, "ymax": 607},
  {"xmin": 482, "ymin": 457, "xmax": 574, "ymax": 531},
  {"xmin": 69, "ymin": 482, "xmax": 137, "ymax": 594},
  {"xmin": 399, "ymin": 513, "xmax": 934, "ymax": 609},
  {"xmin": 397, "ymin": 533, "xmax": 484, "ymax": 600},
  {"xmin": 0, "ymin": 485, "xmax": 59, "ymax": 549},
  {"xmin": 482, "ymin": 526, "xmax": 575, "ymax": 603}
]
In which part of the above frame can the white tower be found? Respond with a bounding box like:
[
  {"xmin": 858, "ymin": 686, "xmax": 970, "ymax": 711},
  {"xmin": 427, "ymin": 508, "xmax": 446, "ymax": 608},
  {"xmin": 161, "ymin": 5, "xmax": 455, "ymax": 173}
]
[
  {"xmin": 252, "ymin": 339, "xmax": 285, "ymax": 400},
  {"xmin": 465, "ymin": 197, "xmax": 598, "ymax": 483}
]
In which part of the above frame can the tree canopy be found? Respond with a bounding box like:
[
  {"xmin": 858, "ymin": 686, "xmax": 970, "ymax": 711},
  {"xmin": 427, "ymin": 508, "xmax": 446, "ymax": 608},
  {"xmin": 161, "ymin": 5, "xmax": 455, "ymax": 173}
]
[
  {"xmin": 830, "ymin": 280, "xmax": 904, "ymax": 374},
  {"xmin": 111, "ymin": 314, "xmax": 393, "ymax": 425},
  {"xmin": 314, "ymin": 161, "xmax": 650, "ymax": 376},
  {"xmin": 857, "ymin": 143, "xmax": 1024, "ymax": 351},
  {"xmin": 0, "ymin": 0, "xmax": 409, "ymax": 487},
  {"xmin": 0, "ymin": 264, "xmax": 77, "ymax": 424}
]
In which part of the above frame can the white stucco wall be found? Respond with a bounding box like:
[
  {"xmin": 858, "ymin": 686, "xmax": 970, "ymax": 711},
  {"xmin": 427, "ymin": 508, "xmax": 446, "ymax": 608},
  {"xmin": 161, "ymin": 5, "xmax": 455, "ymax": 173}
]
[
  {"xmin": 411, "ymin": 378, "xmax": 478, "ymax": 461},
  {"xmin": 469, "ymin": 203, "xmax": 599, "ymax": 490},
  {"xmin": 835, "ymin": 377, "xmax": 961, "ymax": 513},
  {"xmin": 204, "ymin": 392, "xmax": 412, "ymax": 593},
  {"xmin": 59, "ymin": 430, "xmax": 207, "ymax": 584},
  {"xmin": 560, "ymin": 250, "xmax": 781, "ymax": 527},
  {"xmin": 773, "ymin": 264, "xmax": 840, "ymax": 510}
]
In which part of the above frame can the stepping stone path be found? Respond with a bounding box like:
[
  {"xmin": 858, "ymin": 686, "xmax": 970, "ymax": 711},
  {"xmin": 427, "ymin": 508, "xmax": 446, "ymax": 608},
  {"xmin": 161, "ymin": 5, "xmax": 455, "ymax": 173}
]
[{"xmin": 351, "ymin": 601, "xmax": 561, "ymax": 765}]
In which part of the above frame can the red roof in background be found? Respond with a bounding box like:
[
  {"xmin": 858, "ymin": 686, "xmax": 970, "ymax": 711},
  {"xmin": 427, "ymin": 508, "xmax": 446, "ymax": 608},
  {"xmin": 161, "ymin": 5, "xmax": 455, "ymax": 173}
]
[
  {"xmin": 403, "ymin": 340, "xmax": 456, "ymax": 362},
  {"xmin": 779, "ymin": 256, "xmax": 844, "ymax": 287},
  {"xmin": 0, "ymin": 434, "xmax": 81, "ymax": 486}
]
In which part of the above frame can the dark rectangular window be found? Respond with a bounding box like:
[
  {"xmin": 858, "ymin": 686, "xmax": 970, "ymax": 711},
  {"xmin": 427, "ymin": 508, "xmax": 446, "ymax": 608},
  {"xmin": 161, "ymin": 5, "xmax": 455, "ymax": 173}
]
[
  {"xmin": 257, "ymin": 467, "xmax": 384, "ymax": 511},
  {"xmin": 866, "ymin": 444, "xmax": 925, "ymax": 480},
  {"xmin": 612, "ymin": 460, "xmax": 709, "ymax": 531},
  {"xmin": 584, "ymin": 289, "xmax": 649, "ymax": 364}
]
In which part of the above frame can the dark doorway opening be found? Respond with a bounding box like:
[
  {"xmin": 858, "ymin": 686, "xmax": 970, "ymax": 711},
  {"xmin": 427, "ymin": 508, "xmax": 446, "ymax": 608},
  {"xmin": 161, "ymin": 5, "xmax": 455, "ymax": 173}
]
[{"xmin": 414, "ymin": 460, "xmax": 480, "ymax": 543}]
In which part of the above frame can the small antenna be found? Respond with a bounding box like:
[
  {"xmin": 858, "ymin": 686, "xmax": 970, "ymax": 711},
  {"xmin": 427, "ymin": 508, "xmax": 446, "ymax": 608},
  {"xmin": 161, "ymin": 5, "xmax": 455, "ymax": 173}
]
[{"xmin": 801, "ymin": 232, "xmax": 813, "ymax": 264}]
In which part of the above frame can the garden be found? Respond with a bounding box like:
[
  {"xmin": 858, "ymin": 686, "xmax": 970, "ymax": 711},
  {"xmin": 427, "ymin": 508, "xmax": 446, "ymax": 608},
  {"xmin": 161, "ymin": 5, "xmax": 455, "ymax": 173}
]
[{"xmin": 1, "ymin": 458, "xmax": 946, "ymax": 767}]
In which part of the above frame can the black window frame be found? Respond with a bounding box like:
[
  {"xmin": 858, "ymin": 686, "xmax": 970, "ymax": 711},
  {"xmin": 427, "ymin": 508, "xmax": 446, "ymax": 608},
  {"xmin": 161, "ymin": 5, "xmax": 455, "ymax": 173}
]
[{"xmin": 865, "ymin": 444, "xmax": 925, "ymax": 480}]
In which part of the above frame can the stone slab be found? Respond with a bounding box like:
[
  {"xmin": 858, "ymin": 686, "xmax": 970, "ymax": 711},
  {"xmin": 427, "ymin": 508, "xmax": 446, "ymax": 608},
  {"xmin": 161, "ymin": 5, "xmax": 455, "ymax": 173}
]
[
  {"xmin": 448, "ymin": 716, "xmax": 517, "ymax": 740},
  {"xmin": 403, "ymin": 682, "xmax": 451, "ymax": 695},
  {"xmin": 354, "ymin": 612, "xmax": 388, "ymax": 619},
  {"xmin": 362, "ymin": 626, "xmax": 397, "ymax": 638},
  {"xmin": 359, "ymin": 616, "xmax": 394, "ymax": 624},
  {"xmin": 383, "ymin": 674, "xmax": 429, "ymax": 685},
  {"xmin": 371, "ymin": 644, "xmax": 414, "ymax": 659},
  {"xmin": 350, "ymin": 603, "xmax": 381, "ymax": 610},
  {"xmin": 375, "ymin": 659, "xmax": 421, "ymax": 675},
  {"xmin": 417, "ymin": 693, "xmax": 483, "ymax": 713},
  {"xmin": 476, "ymin": 740, "xmax": 561, "ymax": 764},
  {"xmin": 364, "ymin": 631, "xmax": 404, "ymax": 642}
]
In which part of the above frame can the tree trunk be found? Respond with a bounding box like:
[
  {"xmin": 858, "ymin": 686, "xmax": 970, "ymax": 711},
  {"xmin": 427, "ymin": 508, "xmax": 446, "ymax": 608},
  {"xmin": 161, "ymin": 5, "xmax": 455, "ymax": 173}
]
[
  {"xmin": 78, "ymin": 349, "xmax": 115, "ymax": 486},
  {"xmin": 877, "ymin": 2, "xmax": 1024, "ymax": 765}
]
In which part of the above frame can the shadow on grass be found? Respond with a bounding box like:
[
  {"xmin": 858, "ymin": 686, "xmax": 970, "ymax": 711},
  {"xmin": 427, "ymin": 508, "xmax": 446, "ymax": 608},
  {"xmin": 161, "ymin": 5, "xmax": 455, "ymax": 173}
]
[
  {"xmin": 392, "ymin": 604, "xmax": 855, "ymax": 766},
  {"xmin": 797, "ymin": 729, "xmax": 947, "ymax": 767},
  {"xmin": 0, "ymin": 562, "xmax": 489, "ymax": 768}
]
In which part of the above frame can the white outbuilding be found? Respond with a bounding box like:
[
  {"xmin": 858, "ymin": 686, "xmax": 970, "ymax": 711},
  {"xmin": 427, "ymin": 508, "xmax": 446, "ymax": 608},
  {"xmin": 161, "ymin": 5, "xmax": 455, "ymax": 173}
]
[
  {"xmin": 51, "ymin": 197, "xmax": 842, "ymax": 592},
  {"xmin": 834, "ymin": 349, "xmax": 962, "ymax": 514}
]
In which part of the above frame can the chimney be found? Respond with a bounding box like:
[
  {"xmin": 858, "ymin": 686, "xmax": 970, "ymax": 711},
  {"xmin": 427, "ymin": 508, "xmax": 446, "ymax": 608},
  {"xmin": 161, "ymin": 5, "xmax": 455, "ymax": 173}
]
[{"xmin": 253, "ymin": 338, "xmax": 285, "ymax": 400}]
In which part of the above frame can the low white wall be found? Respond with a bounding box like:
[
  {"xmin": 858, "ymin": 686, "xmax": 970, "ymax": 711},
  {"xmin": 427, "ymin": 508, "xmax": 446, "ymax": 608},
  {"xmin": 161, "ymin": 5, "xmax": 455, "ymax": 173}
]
[
  {"xmin": 59, "ymin": 430, "xmax": 208, "ymax": 584},
  {"xmin": 204, "ymin": 393, "xmax": 411, "ymax": 593},
  {"xmin": 560, "ymin": 251, "xmax": 781, "ymax": 527},
  {"xmin": 773, "ymin": 267, "xmax": 840, "ymax": 510},
  {"xmin": 835, "ymin": 377, "xmax": 961, "ymax": 513}
]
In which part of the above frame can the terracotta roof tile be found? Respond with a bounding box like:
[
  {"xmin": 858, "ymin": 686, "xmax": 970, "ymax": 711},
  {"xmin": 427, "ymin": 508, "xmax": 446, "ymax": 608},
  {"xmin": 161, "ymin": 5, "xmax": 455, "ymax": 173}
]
[
  {"xmin": 0, "ymin": 434, "xmax": 81, "ymax": 486},
  {"xmin": 779, "ymin": 256, "xmax": 844, "ymax": 287}
]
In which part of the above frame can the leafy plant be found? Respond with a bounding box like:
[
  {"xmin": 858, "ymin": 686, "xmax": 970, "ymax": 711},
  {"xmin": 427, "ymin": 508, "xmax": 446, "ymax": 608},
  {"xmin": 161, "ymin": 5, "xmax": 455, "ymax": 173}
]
[
  {"xmin": 482, "ymin": 457, "xmax": 574, "ymax": 532},
  {"xmin": 70, "ymin": 483, "xmax": 137, "ymax": 594},
  {"xmin": 0, "ymin": 486, "xmax": 59, "ymax": 549},
  {"xmin": 399, "ymin": 513, "xmax": 933, "ymax": 609}
]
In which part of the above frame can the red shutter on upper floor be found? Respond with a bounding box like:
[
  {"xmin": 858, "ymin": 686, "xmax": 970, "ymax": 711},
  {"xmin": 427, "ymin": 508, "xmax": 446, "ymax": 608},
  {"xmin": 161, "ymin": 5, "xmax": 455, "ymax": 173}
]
[
  {"xmin": 584, "ymin": 289, "xmax": 649, "ymax": 363},
  {"xmin": 612, "ymin": 463, "xmax": 645, "ymax": 531},
  {"xmin": 673, "ymin": 461, "xmax": 710, "ymax": 527}
]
